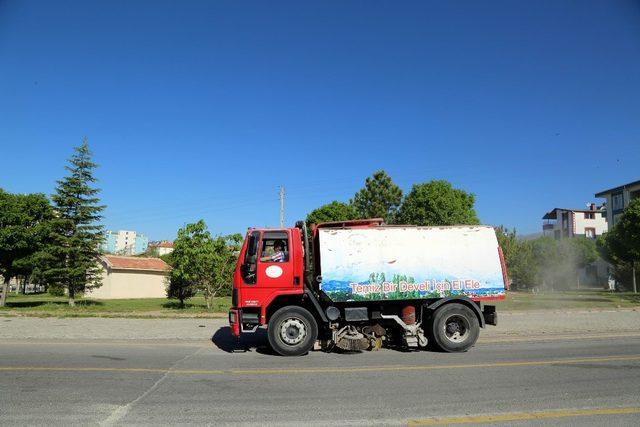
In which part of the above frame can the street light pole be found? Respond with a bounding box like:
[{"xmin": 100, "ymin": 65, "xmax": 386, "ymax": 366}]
[{"xmin": 279, "ymin": 186, "xmax": 285, "ymax": 228}]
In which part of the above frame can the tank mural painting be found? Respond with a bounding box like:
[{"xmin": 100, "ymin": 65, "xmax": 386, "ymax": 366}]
[{"xmin": 318, "ymin": 227, "xmax": 507, "ymax": 303}]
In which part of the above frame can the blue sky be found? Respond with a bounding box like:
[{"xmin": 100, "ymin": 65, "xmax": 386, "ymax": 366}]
[{"xmin": 1, "ymin": 0, "xmax": 639, "ymax": 240}]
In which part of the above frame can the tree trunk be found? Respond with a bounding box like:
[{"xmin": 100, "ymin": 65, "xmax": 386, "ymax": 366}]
[
  {"xmin": 68, "ymin": 285, "xmax": 75, "ymax": 307},
  {"xmin": 0, "ymin": 274, "xmax": 10, "ymax": 307},
  {"xmin": 633, "ymin": 264, "xmax": 637, "ymax": 294}
]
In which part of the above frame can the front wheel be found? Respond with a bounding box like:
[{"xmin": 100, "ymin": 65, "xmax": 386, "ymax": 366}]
[
  {"xmin": 268, "ymin": 306, "xmax": 318, "ymax": 356},
  {"xmin": 428, "ymin": 303, "xmax": 480, "ymax": 352}
]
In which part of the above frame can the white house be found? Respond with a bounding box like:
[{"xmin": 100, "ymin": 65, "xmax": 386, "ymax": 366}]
[
  {"xmin": 149, "ymin": 241, "xmax": 174, "ymax": 256},
  {"xmin": 86, "ymin": 255, "xmax": 170, "ymax": 299},
  {"xmin": 542, "ymin": 203, "xmax": 608, "ymax": 240},
  {"xmin": 541, "ymin": 203, "xmax": 609, "ymax": 287}
]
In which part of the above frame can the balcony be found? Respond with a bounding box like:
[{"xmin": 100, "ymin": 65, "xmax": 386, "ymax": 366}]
[{"xmin": 542, "ymin": 218, "xmax": 557, "ymax": 231}]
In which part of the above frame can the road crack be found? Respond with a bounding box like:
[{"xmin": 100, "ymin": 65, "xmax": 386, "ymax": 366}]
[{"xmin": 99, "ymin": 346, "xmax": 204, "ymax": 426}]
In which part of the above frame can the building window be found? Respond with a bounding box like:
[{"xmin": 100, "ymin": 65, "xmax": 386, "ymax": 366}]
[
  {"xmin": 613, "ymin": 213, "xmax": 622, "ymax": 226},
  {"xmin": 585, "ymin": 227, "xmax": 596, "ymax": 238},
  {"xmin": 584, "ymin": 212, "xmax": 595, "ymax": 219},
  {"xmin": 612, "ymin": 193, "xmax": 624, "ymax": 210}
]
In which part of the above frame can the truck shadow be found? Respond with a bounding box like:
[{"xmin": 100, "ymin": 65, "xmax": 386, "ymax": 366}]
[
  {"xmin": 211, "ymin": 326, "xmax": 274, "ymax": 354},
  {"xmin": 211, "ymin": 326, "xmax": 443, "ymax": 355}
]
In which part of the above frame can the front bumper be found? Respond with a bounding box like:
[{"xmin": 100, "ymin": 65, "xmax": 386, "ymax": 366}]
[
  {"xmin": 229, "ymin": 308, "xmax": 261, "ymax": 336},
  {"xmin": 228, "ymin": 309, "xmax": 241, "ymax": 337}
]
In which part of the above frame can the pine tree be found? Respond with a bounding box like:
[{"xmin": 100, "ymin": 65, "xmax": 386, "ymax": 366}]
[
  {"xmin": 351, "ymin": 170, "xmax": 403, "ymax": 223},
  {"xmin": 45, "ymin": 139, "xmax": 105, "ymax": 306}
]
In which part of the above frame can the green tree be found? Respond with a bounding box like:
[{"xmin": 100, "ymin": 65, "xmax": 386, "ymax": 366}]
[
  {"xmin": 566, "ymin": 237, "xmax": 598, "ymax": 288},
  {"xmin": 598, "ymin": 198, "xmax": 640, "ymax": 292},
  {"xmin": 597, "ymin": 232, "xmax": 621, "ymax": 266},
  {"xmin": 210, "ymin": 233, "xmax": 243, "ymax": 299},
  {"xmin": 0, "ymin": 190, "xmax": 54, "ymax": 306},
  {"xmin": 509, "ymin": 240, "xmax": 536, "ymax": 289},
  {"xmin": 166, "ymin": 275, "xmax": 196, "ymax": 307},
  {"xmin": 597, "ymin": 230, "xmax": 633, "ymax": 290},
  {"xmin": 168, "ymin": 221, "xmax": 241, "ymax": 309},
  {"xmin": 161, "ymin": 247, "xmax": 190, "ymax": 306},
  {"xmin": 159, "ymin": 251, "xmax": 174, "ymax": 266},
  {"xmin": 395, "ymin": 180, "xmax": 479, "ymax": 226},
  {"xmin": 306, "ymin": 201, "xmax": 357, "ymax": 226},
  {"xmin": 495, "ymin": 226, "xmax": 518, "ymax": 267},
  {"xmin": 136, "ymin": 247, "xmax": 160, "ymax": 258},
  {"xmin": 526, "ymin": 236, "xmax": 599, "ymax": 290},
  {"xmin": 494, "ymin": 226, "xmax": 538, "ymax": 290},
  {"xmin": 41, "ymin": 139, "xmax": 105, "ymax": 306},
  {"xmin": 351, "ymin": 170, "xmax": 402, "ymax": 223},
  {"xmin": 529, "ymin": 236, "xmax": 561, "ymax": 290},
  {"xmin": 495, "ymin": 227, "xmax": 600, "ymax": 292},
  {"xmin": 169, "ymin": 221, "xmax": 210, "ymax": 307}
]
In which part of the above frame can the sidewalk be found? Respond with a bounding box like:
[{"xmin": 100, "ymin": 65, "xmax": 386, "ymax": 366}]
[
  {"xmin": 1, "ymin": 309, "xmax": 638, "ymax": 342},
  {"xmin": 483, "ymin": 307, "xmax": 640, "ymax": 338}
]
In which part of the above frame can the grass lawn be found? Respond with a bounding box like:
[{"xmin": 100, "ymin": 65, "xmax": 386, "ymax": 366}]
[
  {"xmin": 0, "ymin": 289, "xmax": 638, "ymax": 318},
  {"xmin": 493, "ymin": 289, "xmax": 640, "ymax": 311},
  {"xmin": 0, "ymin": 293, "xmax": 232, "ymax": 318}
]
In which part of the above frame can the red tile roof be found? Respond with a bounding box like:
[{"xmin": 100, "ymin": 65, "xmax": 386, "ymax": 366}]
[{"xmin": 101, "ymin": 255, "xmax": 169, "ymax": 272}]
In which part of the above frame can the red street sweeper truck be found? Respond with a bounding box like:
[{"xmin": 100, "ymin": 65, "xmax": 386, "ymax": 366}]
[{"xmin": 228, "ymin": 219, "xmax": 508, "ymax": 356}]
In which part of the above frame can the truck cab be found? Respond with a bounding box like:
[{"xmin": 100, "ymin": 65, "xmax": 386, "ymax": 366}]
[{"xmin": 229, "ymin": 227, "xmax": 305, "ymax": 338}]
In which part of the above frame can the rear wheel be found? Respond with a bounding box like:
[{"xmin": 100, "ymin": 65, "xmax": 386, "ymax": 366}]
[
  {"xmin": 429, "ymin": 303, "xmax": 479, "ymax": 352},
  {"xmin": 268, "ymin": 306, "xmax": 318, "ymax": 356}
]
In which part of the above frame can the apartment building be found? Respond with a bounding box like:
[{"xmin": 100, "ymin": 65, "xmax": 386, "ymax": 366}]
[
  {"xmin": 102, "ymin": 230, "xmax": 149, "ymax": 255},
  {"xmin": 595, "ymin": 179, "xmax": 640, "ymax": 227}
]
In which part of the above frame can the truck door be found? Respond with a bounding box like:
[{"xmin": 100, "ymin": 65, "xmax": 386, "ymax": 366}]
[{"xmin": 256, "ymin": 230, "xmax": 295, "ymax": 289}]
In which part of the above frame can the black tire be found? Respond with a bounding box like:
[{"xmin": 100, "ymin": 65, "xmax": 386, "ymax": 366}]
[
  {"xmin": 428, "ymin": 303, "xmax": 479, "ymax": 352},
  {"xmin": 267, "ymin": 306, "xmax": 318, "ymax": 356}
]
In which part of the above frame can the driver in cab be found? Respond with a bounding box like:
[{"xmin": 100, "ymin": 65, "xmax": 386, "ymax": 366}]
[{"xmin": 260, "ymin": 240, "xmax": 286, "ymax": 262}]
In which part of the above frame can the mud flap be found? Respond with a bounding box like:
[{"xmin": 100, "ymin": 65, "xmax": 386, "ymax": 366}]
[{"xmin": 483, "ymin": 305, "xmax": 498, "ymax": 326}]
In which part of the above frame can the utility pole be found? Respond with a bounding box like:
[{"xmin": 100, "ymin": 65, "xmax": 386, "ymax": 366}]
[{"xmin": 279, "ymin": 186, "xmax": 285, "ymax": 228}]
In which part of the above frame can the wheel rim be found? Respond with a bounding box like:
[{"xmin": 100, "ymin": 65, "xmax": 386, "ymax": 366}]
[
  {"xmin": 279, "ymin": 317, "xmax": 307, "ymax": 345},
  {"xmin": 442, "ymin": 314, "xmax": 470, "ymax": 343}
]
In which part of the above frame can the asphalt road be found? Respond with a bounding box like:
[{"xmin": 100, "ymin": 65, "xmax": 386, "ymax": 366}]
[{"xmin": 1, "ymin": 330, "xmax": 640, "ymax": 426}]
